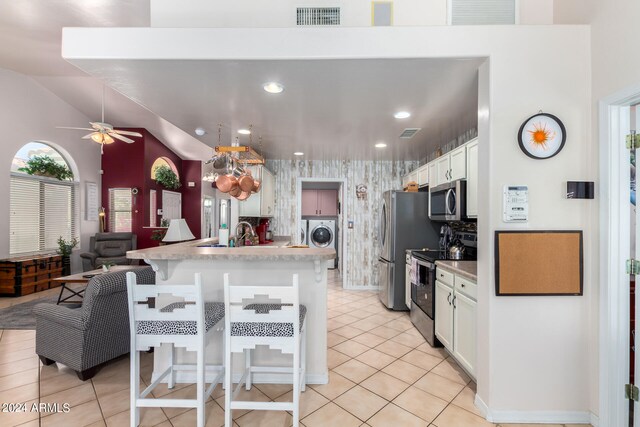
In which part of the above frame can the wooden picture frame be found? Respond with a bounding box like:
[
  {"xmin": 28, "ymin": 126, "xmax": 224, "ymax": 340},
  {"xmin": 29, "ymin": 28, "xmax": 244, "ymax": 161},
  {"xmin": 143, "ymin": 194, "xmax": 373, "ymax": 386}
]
[{"xmin": 495, "ymin": 230, "xmax": 583, "ymax": 296}]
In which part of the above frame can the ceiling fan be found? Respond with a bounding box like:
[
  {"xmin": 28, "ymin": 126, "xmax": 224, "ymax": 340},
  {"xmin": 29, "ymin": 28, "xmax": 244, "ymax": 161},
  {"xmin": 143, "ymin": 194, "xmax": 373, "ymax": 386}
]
[{"xmin": 57, "ymin": 87, "xmax": 142, "ymax": 150}]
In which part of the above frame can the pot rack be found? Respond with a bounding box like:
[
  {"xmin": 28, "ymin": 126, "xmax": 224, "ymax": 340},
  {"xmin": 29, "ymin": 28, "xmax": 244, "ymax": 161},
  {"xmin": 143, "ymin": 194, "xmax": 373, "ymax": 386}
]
[{"xmin": 214, "ymin": 145, "xmax": 264, "ymax": 165}]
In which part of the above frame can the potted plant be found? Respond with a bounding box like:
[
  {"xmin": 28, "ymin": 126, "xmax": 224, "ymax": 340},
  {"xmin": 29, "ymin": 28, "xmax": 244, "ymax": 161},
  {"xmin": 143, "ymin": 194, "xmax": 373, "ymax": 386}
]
[
  {"xmin": 151, "ymin": 228, "xmax": 168, "ymax": 245},
  {"xmin": 153, "ymin": 165, "xmax": 181, "ymax": 190},
  {"xmin": 19, "ymin": 155, "xmax": 73, "ymax": 181},
  {"xmin": 56, "ymin": 236, "xmax": 79, "ymax": 275}
]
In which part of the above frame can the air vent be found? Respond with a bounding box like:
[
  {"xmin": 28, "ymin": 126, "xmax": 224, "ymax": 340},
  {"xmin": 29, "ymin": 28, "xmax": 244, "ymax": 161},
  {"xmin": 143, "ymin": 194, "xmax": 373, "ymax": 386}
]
[
  {"xmin": 400, "ymin": 128, "xmax": 421, "ymax": 139},
  {"xmin": 296, "ymin": 7, "xmax": 341, "ymax": 26}
]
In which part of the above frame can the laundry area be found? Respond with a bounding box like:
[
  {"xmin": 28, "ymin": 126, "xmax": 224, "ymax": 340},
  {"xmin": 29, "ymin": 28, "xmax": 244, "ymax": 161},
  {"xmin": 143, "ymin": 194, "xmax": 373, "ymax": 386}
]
[{"xmin": 300, "ymin": 181, "xmax": 341, "ymax": 269}]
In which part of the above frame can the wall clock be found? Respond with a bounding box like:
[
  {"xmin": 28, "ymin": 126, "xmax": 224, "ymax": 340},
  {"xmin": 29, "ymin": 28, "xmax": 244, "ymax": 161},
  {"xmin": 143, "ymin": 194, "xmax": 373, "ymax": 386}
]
[{"xmin": 517, "ymin": 112, "xmax": 566, "ymax": 159}]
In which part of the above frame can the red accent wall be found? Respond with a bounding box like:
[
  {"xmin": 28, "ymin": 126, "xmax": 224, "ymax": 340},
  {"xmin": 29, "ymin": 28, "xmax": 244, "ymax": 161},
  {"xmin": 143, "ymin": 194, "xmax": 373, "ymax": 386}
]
[
  {"xmin": 182, "ymin": 160, "xmax": 202, "ymax": 239},
  {"xmin": 101, "ymin": 128, "xmax": 188, "ymax": 249}
]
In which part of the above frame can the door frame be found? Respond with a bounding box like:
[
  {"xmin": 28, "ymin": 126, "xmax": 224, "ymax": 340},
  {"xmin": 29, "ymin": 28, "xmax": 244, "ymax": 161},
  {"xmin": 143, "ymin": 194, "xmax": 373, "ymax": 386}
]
[
  {"xmin": 296, "ymin": 177, "xmax": 348, "ymax": 288},
  {"xmin": 600, "ymin": 82, "xmax": 640, "ymax": 427}
]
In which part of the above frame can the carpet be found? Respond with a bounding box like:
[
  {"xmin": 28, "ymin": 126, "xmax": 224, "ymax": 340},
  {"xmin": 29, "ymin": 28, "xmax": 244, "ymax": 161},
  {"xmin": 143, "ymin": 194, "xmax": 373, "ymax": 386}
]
[{"xmin": 0, "ymin": 295, "xmax": 81, "ymax": 330}]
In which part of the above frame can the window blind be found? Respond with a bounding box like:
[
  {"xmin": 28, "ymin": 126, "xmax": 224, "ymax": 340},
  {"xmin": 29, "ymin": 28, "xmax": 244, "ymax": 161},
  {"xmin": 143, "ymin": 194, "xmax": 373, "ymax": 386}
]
[
  {"xmin": 10, "ymin": 175, "xmax": 78, "ymax": 255},
  {"xmin": 451, "ymin": 0, "xmax": 516, "ymax": 25},
  {"xmin": 109, "ymin": 188, "xmax": 132, "ymax": 232}
]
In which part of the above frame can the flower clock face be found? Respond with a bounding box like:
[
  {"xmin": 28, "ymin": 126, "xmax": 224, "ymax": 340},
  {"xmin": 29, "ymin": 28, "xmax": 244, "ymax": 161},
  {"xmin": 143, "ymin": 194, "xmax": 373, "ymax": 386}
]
[{"xmin": 517, "ymin": 113, "xmax": 566, "ymax": 159}]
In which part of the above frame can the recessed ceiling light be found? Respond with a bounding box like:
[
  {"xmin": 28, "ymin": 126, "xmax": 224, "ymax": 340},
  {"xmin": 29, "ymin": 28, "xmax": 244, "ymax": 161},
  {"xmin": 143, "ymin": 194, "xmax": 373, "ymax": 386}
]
[
  {"xmin": 375, "ymin": 143, "xmax": 387, "ymax": 148},
  {"xmin": 394, "ymin": 111, "xmax": 411, "ymax": 119},
  {"xmin": 238, "ymin": 129, "xmax": 251, "ymax": 135},
  {"xmin": 194, "ymin": 127, "xmax": 206, "ymax": 136},
  {"xmin": 263, "ymin": 82, "xmax": 284, "ymax": 94},
  {"xmin": 294, "ymin": 152, "xmax": 304, "ymax": 156}
]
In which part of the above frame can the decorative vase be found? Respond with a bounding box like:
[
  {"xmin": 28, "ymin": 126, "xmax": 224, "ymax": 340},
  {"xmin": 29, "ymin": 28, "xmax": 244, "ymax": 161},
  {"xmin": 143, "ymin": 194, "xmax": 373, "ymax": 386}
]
[{"xmin": 62, "ymin": 256, "xmax": 71, "ymax": 276}]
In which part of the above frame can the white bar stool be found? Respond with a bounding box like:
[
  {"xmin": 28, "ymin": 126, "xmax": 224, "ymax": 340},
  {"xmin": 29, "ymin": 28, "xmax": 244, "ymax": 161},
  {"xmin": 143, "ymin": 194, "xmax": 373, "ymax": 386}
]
[
  {"xmin": 223, "ymin": 273, "xmax": 307, "ymax": 427},
  {"xmin": 126, "ymin": 272, "xmax": 225, "ymax": 427}
]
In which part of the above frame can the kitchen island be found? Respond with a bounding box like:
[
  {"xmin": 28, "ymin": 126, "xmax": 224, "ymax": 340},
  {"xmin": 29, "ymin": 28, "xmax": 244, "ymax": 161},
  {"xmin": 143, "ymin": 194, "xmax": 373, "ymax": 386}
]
[{"xmin": 127, "ymin": 237, "xmax": 335, "ymax": 385}]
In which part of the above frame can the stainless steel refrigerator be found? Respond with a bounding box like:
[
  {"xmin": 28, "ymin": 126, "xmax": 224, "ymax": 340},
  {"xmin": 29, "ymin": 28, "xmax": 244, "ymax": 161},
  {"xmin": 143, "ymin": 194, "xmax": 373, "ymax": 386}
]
[{"xmin": 378, "ymin": 191, "xmax": 440, "ymax": 310}]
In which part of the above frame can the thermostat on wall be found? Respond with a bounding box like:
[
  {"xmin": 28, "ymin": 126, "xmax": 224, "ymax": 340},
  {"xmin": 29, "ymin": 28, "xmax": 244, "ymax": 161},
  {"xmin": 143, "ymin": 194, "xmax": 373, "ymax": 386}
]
[{"xmin": 503, "ymin": 185, "xmax": 528, "ymax": 222}]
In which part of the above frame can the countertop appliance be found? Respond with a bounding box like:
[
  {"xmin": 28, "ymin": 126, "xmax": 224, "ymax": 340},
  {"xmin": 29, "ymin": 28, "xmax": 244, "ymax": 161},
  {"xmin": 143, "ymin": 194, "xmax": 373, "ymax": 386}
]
[
  {"xmin": 378, "ymin": 191, "xmax": 440, "ymax": 310},
  {"xmin": 429, "ymin": 180, "xmax": 467, "ymax": 221},
  {"xmin": 410, "ymin": 230, "xmax": 477, "ymax": 346}
]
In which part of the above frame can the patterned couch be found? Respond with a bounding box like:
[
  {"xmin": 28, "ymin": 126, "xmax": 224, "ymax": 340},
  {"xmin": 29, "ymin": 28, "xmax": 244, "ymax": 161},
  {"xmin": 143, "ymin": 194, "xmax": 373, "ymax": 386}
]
[{"xmin": 33, "ymin": 267, "xmax": 155, "ymax": 380}]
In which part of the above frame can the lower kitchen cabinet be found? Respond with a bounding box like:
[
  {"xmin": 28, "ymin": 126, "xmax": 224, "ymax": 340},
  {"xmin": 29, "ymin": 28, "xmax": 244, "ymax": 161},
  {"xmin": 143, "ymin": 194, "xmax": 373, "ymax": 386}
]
[{"xmin": 435, "ymin": 269, "xmax": 477, "ymax": 378}]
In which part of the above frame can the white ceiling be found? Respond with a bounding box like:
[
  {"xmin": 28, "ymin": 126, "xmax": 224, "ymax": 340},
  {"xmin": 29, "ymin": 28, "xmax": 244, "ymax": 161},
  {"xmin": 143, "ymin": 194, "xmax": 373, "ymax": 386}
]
[{"xmin": 0, "ymin": 1, "xmax": 482, "ymax": 161}]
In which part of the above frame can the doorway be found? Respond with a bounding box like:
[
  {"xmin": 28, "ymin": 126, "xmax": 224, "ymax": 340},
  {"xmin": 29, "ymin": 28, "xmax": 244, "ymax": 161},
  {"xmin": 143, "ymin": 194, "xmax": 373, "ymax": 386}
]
[
  {"xmin": 601, "ymin": 85, "xmax": 640, "ymax": 427},
  {"xmin": 296, "ymin": 178, "xmax": 347, "ymax": 287}
]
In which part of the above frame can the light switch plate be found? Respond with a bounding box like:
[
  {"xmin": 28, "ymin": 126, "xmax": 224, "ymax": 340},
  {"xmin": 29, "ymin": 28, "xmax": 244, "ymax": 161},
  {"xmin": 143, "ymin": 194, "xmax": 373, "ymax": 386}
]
[{"xmin": 348, "ymin": 220, "xmax": 354, "ymax": 229}]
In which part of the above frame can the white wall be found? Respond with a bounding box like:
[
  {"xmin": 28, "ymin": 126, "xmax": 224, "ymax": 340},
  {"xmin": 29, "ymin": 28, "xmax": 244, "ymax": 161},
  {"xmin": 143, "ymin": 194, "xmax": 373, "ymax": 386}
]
[
  {"xmin": 0, "ymin": 69, "xmax": 101, "ymax": 272},
  {"xmin": 519, "ymin": 0, "xmax": 554, "ymax": 24}
]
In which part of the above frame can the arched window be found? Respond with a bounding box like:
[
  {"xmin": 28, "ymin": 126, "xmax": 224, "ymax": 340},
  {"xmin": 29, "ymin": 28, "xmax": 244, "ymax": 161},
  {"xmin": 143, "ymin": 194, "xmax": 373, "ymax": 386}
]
[
  {"xmin": 10, "ymin": 142, "xmax": 79, "ymax": 255},
  {"xmin": 150, "ymin": 157, "xmax": 179, "ymax": 179}
]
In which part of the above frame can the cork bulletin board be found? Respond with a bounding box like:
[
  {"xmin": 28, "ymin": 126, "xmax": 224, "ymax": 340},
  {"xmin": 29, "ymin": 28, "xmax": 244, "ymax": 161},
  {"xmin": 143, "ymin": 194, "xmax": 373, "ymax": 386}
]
[{"xmin": 495, "ymin": 230, "xmax": 583, "ymax": 296}]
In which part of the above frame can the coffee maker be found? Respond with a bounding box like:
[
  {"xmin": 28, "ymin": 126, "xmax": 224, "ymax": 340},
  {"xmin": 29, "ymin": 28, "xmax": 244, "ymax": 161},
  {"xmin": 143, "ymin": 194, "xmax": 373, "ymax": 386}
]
[{"xmin": 256, "ymin": 218, "xmax": 271, "ymax": 244}]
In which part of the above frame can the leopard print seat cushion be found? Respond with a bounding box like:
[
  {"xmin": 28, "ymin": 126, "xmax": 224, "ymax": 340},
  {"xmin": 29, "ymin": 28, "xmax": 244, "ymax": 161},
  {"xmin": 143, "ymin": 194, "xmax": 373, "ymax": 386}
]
[
  {"xmin": 136, "ymin": 302, "xmax": 225, "ymax": 335},
  {"xmin": 231, "ymin": 303, "xmax": 306, "ymax": 337}
]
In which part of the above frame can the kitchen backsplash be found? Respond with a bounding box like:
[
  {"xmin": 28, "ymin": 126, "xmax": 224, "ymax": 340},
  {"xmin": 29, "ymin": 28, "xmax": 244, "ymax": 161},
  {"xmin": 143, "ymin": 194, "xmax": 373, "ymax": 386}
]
[{"xmin": 266, "ymin": 159, "xmax": 418, "ymax": 288}]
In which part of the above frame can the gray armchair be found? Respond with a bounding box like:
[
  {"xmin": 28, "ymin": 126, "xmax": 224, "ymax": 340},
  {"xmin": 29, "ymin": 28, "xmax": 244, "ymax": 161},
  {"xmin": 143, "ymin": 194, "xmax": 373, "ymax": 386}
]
[
  {"xmin": 33, "ymin": 267, "xmax": 155, "ymax": 380},
  {"xmin": 80, "ymin": 232, "xmax": 138, "ymax": 272}
]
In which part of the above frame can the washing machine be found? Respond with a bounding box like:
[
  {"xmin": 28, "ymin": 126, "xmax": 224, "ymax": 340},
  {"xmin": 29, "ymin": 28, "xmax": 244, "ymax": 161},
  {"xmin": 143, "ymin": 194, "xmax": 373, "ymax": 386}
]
[
  {"xmin": 300, "ymin": 219, "xmax": 308, "ymax": 245},
  {"xmin": 308, "ymin": 219, "xmax": 335, "ymax": 249}
]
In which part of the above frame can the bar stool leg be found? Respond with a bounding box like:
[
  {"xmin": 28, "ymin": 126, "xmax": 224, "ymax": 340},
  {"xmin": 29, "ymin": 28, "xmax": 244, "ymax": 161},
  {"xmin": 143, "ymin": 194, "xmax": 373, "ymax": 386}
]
[
  {"xmin": 301, "ymin": 330, "xmax": 307, "ymax": 392},
  {"xmin": 197, "ymin": 338, "xmax": 205, "ymax": 427},
  {"xmin": 244, "ymin": 348, "xmax": 252, "ymax": 390},
  {"xmin": 168, "ymin": 344, "xmax": 175, "ymax": 389},
  {"xmin": 293, "ymin": 341, "xmax": 300, "ymax": 427},
  {"xmin": 130, "ymin": 348, "xmax": 140, "ymax": 427},
  {"xmin": 224, "ymin": 340, "xmax": 232, "ymax": 427}
]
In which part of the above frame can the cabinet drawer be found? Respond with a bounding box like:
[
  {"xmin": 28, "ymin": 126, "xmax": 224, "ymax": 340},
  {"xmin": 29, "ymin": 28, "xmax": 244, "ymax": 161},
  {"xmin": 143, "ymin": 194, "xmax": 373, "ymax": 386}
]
[
  {"xmin": 436, "ymin": 268, "xmax": 454, "ymax": 286},
  {"xmin": 455, "ymin": 276, "xmax": 477, "ymax": 300}
]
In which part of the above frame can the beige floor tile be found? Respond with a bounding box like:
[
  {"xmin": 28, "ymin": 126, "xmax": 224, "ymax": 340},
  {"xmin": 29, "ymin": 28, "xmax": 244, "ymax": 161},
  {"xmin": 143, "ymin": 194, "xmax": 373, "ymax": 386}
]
[
  {"xmin": 0, "ymin": 368, "xmax": 38, "ymax": 393},
  {"xmin": 497, "ymin": 424, "xmax": 563, "ymax": 427},
  {"xmin": 150, "ymin": 380, "xmax": 193, "ymax": 398},
  {"xmin": 355, "ymin": 348, "xmax": 397, "ymax": 370},
  {"xmin": 106, "ymin": 407, "xmax": 169, "ymax": 427},
  {"xmin": 413, "ymin": 372, "xmax": 465, "ymax": 402},
  {"xmin": 333, "ymin": 340, "xmax": 370, "ymax": 358},
  {"xmin": 0, "ymin": 348, "xmax": 39, "ymax": 365},
  {"xmin": 41, "ymin": 382, "xmax": 96, "ymax": 417},
  {"xmin": 327, "ymin": 332, "xmax": 348, "ymax": 347},
  {"xmin": 0, "ymin": 398, "xmax": 39, "ymax": 426},
  {"xmin": 0, "ymin": 381, "xmax": 40, "ymax": 404},
  {"xmin": 309, "ymin": 371, "xmax": 355, "ymax": 400},
  {"xmin": 381, "ymin": 359, "xmax": 428, "ymax": 384},
  {"xmin": 169, "ymin": 401, "xmax": 225, "ymax": 427},
  {"xmin": 92, "ymin": 367, "xmax": 132, "ymax": 397},
  {"xmin": 431, "ymin": 358, "xmax": 471, "ymax": 386},
  {"xmin": 0, "ymin": 330, "xmax": 35, "ymax": 344},
  {"xmin": 333, "ymin": 314, "xmax": 360, "ymax": 324},
  {"xmin": 275, "ymin": 388, "xmax": 329, "ymax": 418},
  {"xmin": 236, "ymin": 409, "xmax": 293, "ymax": 427},
  {"xmin": 360, "ymin": 371, "xmax": 410, "ymax": 401},
  {"xmin": 401, "ymin": 349, "xmax": 444, "ymax": 371},
  {"xmin": 431, "ymin": 404, "xmax": 494, "ymax": 427},
  {"xmin": 390, "ymin": 331, "xmax": 427, "ymax": 348},
  {"xmin": 215, "ymin": 386, "xmax": 270, "ymax": 418},
  {"xmin": 392, "ymin": 386, "xmax": 448, "ymax": 422},
  {"xmin": 333, "ymin": 385, "xmax": 387, "ymax": 422},
  {"xmin": 350, "ymin": 319, "xmax": 382, "ymax": 332},
  {"xmin": 369, "ymin": 326, "xmax": 402, "ymax": 340},
  {"xmin": 150, "ymin": 422, "xmax": 171, "ymax": 427},
  {"xmin": 374, "ymin": 340, "xmax": 412, "ymax": 358},
  {"xmin": 41, "ymin": 399, "xmax": 104, "ymax": 427},
  {"xmin": 351, "ymin": 333, "xmax": 388, "ymax": 348},
  {"xmin": 0, "ymin": 356, "xmax": 39, "ymax": 378},
  {"xmin": 254, "ymin": 383, "xmax": 293, "ymax": 400},
  {"xmin": 326, "ymin": 319, "xmax": 346, "ymax": 331},
  {"xmin": 333, "ymin": 359, "xmax": 377, "ymax": 384},
  {"xmin": 415, "ymin": 343, "xmax": 448, "ymax": 359},
  {"xmin": 0, "ymin": 338, "xmax": 35, "ymax": 353},
  {"xmin": 385, "ymin": 318, "xmax": 414, "ymax": 332},
  {"xmin": 97, "ymin": 387, "xmax": 131, "ymax": 419},
  {"xmin": 327, "ymin": 348, "xmax": 351, "ymax": 369},
  {"xmin": 367, "ymin": 403, "xmax": 428, "ymax": 427},
  {"xmin": 348, "ymin": 309, "xmax": 375, "ymax": 320},
  {"xmin": 301, "ymin": 402, "xmax": 361, "ymax": 427},
  {"xmin": 14, "ymin": 420, "xmax": 41, "ymax": 427},
  {"xmin": 39, "ymin": 368, "xmax": 85, "ymax": 396},
  {"xmin": 451, "ymin": 386, "xmax": 483, "ymax": 417},
  {"xmin": 333, "ymin": 325, "xmax": 365, "ymax": 339}
]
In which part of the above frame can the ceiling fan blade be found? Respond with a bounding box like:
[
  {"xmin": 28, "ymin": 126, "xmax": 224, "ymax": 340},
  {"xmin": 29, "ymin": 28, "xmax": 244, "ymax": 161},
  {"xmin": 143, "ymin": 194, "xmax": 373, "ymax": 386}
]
[
  {"xmin": 56, "ymin": 126, "xmax": 95, "ymax": 131},
  {"xmin": 109, "ymin": 132, "xmax": 135, "ymax": 144},
  {"xmin": 113, "ymin": 130, "xmax": 142, "ymax": 137},
  {"xmin": 89, "ymin": 122, "xmax": 113, "ymax": 131},
  {"xmin": 81, "ymin": 133, "xmax": 96, "ymax": 139}
]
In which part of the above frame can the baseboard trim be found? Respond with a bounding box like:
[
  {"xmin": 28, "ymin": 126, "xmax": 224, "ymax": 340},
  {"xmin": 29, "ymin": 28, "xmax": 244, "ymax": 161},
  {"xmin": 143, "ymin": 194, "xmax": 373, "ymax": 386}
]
[
  {"xmin": 474, "ymin": 393, "xmax": 489, "ymax": 418},
  {"xmin": 590, "ymin": 412, "xmax": 600, "ymax": 427},
  {"xmin": 485, "ymin": 409, "xmax": 594, "ymax": 424},
  {"xmin": 342, "ymin": 285, "xmax": 379, "ymax": 291}
]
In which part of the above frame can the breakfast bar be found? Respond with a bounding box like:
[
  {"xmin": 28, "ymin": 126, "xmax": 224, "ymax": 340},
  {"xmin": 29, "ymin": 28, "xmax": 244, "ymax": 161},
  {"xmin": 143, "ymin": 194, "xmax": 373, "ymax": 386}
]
[{"xmin": 127, "ymin": 238, "xmax": 336, "ymax": 385}]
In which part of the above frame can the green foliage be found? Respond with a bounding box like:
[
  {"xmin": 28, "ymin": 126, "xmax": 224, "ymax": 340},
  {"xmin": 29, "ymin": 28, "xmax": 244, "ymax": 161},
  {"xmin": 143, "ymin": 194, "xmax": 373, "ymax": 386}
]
[
  {"xmin": 150, "ymin": 229, "xmax": 167, "ymax": 242},
  {"xmin": 18, "ymin": 155, "xmax": 73, "ymax": 181},
  {"xmin": 56, "ymin": 236, "xmax": 79, "ymax": 257},
  {"xmin": 153, "ymin": 165, "xmax": 181, "ymax": 190}
]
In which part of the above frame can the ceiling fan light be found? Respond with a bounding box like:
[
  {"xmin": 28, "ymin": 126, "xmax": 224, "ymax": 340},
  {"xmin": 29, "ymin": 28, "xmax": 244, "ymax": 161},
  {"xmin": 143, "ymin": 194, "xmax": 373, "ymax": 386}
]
[{"xmin": 91, "ymin": 133, "xmax": 114, "ymax": 144}]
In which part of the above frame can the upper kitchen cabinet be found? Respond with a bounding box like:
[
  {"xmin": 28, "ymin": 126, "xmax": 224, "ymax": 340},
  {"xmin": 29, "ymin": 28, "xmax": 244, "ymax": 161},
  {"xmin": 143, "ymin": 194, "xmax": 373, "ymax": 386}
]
[
  {"xmin": 302, "ymin": 189, "xmax": 338, "ymax": 216},
  {"xmin": 401, "ymin": 169, "xmax": 419, "ymax": 189},
  {"xmin": 429, "ymin": 144, "xmax": 468, "ymax": 188},
  {"xmin": 466, "ymin": 138, "xmax": 478, "ymax": 218},
  {"xmin": 238, "ymin": 165, "xmax": 275, "ymax": 217}
]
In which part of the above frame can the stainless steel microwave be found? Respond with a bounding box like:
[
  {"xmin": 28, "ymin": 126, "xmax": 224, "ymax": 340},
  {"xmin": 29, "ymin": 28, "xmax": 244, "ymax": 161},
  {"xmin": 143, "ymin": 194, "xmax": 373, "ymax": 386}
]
[{"xmin": 429, "ymin": 180, "xmax": 467, "ymax": 221}]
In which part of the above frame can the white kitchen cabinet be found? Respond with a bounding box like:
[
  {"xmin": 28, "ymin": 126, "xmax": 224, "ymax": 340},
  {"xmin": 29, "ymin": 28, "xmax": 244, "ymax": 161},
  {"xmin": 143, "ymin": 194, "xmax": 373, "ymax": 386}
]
[
  {"xmin": 428, "ymin": 161, "xmax": 438, "ymax": 188},
  {"xmin": 466, "ymin": 139, "xmax": 478, "ymax": 218},
  {"xmin": 453, "ymin": 291, "xmax": 476, "ymax": 376},
  {"xmin": 435, "ymin": 280, "xmax": 454, "ymax": 351},
  {"xmin": 429, "ymin": 143, "xmax": 469, "ymax": 188},
  {"xmin": 434, "ymin": 267, "xmax": 477, "ymax": 378},
  {"xmin": 417, "ymin": 164, "xmax": 429, "ymax": 187},
  {"xmin": 238, "ymin": 165, "xmax": 275, "ymax": 217},
  {"xmin": 401, "ymin": 170, "xmax": 419, "ymax": 189},
  {"xmin": 435, "ymin": 156, "xmax": 450, "ymax": 187}
]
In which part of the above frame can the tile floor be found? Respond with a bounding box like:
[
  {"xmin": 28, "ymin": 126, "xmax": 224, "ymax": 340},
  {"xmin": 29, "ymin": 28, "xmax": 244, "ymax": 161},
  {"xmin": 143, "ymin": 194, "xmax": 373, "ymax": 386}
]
[{"xmin": 0, "ymin": 271, "xmax": 592, "ymax": 427}]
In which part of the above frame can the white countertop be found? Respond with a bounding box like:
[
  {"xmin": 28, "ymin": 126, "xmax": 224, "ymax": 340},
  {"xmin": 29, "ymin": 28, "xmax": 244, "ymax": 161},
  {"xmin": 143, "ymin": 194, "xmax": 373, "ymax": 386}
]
[{"xmin": 127, "ymin": 236, "xmax": 335, "ymax": 261}]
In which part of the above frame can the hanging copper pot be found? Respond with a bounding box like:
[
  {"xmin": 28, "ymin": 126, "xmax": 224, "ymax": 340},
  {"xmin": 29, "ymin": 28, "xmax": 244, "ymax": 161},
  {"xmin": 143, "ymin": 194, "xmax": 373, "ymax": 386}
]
[
  {"xmin": 216, "ymin": 174, "xmax": 238, "ymax": 193},
  {"xmin": 252, "ymin": 179, "xmax": 261, "ymax": 193},
  {"xmin": 238, "ymin": 173, "xmax": 255, "ymax": 192},
  {"xmin": 236, "ymin": 191, "xmax": 250, "ymax": 201},
  {"xmin": 229, "ymin": 185, "xmax": 242, "ymax": 197}
]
